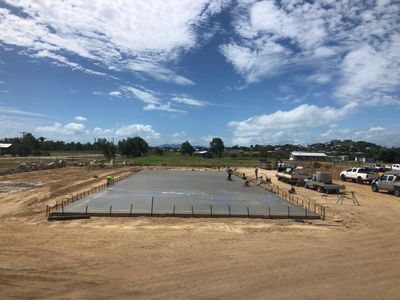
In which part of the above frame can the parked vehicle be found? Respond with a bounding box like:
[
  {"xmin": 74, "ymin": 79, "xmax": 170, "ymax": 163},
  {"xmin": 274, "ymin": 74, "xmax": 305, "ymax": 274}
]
[
  {"xmin": 392, "ymin": 164, "xmax": 400, "ymax": 171},
  {"xmin": 370, "ymin": 164, "xmax": 386, "ymax": 172},
  {"xmin": 259, "ymin": 159, "xmax": 273, "ymax": 170},
  {"xmin": 340, "ymin": 167, "xmax": 378, "ymax": 184},
  {"xmin": 304, "ymin": 171, "xmax": 345, "ymax": 194},
  {"xmin": 371, "ymin": 171, "xmax": 400, "ymax": 196},
  {"xmin": 275, "ymin": 163, "xmax": 309, "ymax": 185}
]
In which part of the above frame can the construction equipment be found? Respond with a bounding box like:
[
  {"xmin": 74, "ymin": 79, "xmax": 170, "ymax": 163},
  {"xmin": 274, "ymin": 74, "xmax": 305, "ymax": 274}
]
[{"xmin": 304, "ymin": 171, "xmax": 345, "ymax": 194}]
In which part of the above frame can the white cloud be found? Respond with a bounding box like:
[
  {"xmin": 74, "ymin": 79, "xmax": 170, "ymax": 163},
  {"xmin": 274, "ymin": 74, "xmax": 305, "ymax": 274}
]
[
  {"xmin": 220, "ymin": 0, "xmax": 400, "ymax": 109},
  {"xmin": 0, "ymin": 113, "xmax": 43, "ymax": 137},
  {"xmin": 0, "ymin": 106, "xmax": 45, "ymax": 117},
  {"xmin": 335, "ymin": 42, "xmax": 400, "ymax": 105},
  {"xmin": 74, "ymin": 116, "xmax": 87, "ymax": 121},
  {"xmin": 220, "ymin": 41, "xmax": 288, "ymax": 83},
  {"xmin": 93, "ymin": 127, "xmax": 113, "ymax": 136},
  {"xmin": 307, "ymin": 73, "xmax": 331, "ymax": 85},
  {"xmin": 143, "ymin": 103, "xmax": 186, "ymax": 114},
  {"xmin": 108, "ymin": 91, "xmax": 121, "ymax": 97},
  {"xmin": 170, "ymin": 131, "xmax": 188, "ymax": 144},
  {"xmin": 36, "ymin": 122, "xmax": 89, "ymax": 135},
  {"xmin": 171, "ymin": 96, "xmax": 208, "ymax": 107},
  {"xmin": 122, "ymin": 86, "xmax": 160, "ymax": 105},
  {"xmin": 320, "ymin": 126, "xmax": 400, "ymax": 147},
  {"xmin": 33, "ymin": 49, "xmax": 106, "ymax": 76},
  {"xmin": 121, "ymin": 85, "xmax": 186, "ymax": 113},
  {"xmin": 0, "ymin": 0, "xmax": 230, "ymax": 84},
  {"xmin": 114, "ymin": 124, "xmax": 160, "ymax": 141},
  {"xmin": 228, "ymin": 103, "xmax": 356, "ymax": 145}
]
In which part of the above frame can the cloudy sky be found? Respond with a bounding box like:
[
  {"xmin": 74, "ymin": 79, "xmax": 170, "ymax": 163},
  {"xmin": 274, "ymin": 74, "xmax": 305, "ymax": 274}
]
[{"xmin": 0, "ymin": 0, "xmax": 399, "ymax": 146}]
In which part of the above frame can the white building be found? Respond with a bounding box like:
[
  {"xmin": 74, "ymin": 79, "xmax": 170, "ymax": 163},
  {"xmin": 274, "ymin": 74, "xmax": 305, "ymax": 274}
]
[
  {"xmin": 289, "ymin": 151, "xmax": 328, "ymax": 161},
  {"xmin": 0, "ymin": 143, "xmax": 12, "ymax": 155}
]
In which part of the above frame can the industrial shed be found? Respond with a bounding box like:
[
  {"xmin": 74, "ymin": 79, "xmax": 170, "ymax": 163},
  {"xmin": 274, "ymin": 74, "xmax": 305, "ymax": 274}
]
[
  {"xmin": 289, "ymin": 151, "xmax": 329, "ymax": 161},
  {"xmin": 0, "ymin": 143, "xmax": 12, "ymax": 155}
]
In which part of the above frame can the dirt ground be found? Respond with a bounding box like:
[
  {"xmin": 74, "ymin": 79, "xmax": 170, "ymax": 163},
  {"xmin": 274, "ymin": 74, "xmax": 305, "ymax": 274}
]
[{"xmin": 1, "ymin": 166, "xmax": 399, "ymax": 299}]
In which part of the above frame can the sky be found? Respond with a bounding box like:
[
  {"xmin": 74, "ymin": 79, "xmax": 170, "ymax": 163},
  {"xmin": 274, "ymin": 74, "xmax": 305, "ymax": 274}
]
[{"xmin": 0, "ymin": 0, "xmax": 399, "ymax": 146}]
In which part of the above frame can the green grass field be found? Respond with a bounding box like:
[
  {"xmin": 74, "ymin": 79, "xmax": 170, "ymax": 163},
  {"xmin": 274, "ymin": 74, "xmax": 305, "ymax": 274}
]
[{"xmin": 120, "ymin": 152, "xmax": 261, "ymax": 167}]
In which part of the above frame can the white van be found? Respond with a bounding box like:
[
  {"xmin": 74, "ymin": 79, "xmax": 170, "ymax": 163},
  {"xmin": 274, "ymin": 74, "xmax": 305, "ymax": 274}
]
[{"xmin": 392, "ymin": 164, "xmax": 400, "ymax": 171}]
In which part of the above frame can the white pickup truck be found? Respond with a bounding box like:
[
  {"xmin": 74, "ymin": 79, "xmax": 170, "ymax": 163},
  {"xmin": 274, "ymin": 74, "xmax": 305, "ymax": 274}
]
[{"xmin": 340, "ymin": 167, "xmax": 378, "ymax": 184}]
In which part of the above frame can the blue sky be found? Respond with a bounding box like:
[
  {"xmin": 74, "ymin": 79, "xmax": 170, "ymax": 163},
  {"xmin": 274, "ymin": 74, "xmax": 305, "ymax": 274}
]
[{"xmin": 0, "ymin": 0, "xmax": 399, "ymax": 146}]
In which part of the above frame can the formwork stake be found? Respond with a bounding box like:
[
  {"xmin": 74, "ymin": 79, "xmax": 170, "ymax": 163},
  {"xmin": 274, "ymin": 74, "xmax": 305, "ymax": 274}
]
[
  {"xmin": 130, "ymin": 203, "xmax": 133, "ymax": 215},
  {"xmin": 109, "ymin": 205, "xmax": 112, "ymax": 215},
  {"xmin": 151, "ymin": 196, "xmax": 154, "ymax": 216},
  {"xmin": 61, "ymin": 203, "xmax": 64, "ymax": 215},
  {"xmin": 247, "ymin": 207, "xmax": 250, "ymax": 217},
  {"xmin": 268, "ymin": 206, "xmax": 271, "ymax": 219},
  {"xmin": 191, "ymin": 205, "xmax": 194, "ymax": 216},
  {"xmin": 228, "ymin": 205, "xmax": 231, "ymax": 217},
  {"xmin": 287, "ymin": 206, "xmax": 290, "ymax": 217},
  {"xmin": 173, "ymin": 205, "xmax": 175, "ymax": 215},
  {"xmin": 85, "ymin": 205, "xmax": 88, "ymax": 215},
  {"xmin": 210, "ymin": 204, "xmax": 213, "ymax": 217},
  {"xmin": 305, "ymin": 206, "xmax": 307, "ymax": 218}
]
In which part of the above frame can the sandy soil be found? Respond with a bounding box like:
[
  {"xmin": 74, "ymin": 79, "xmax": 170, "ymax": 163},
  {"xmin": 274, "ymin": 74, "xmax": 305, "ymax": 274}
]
[{"xmin": 1, "ymin": 166, "xmax": 399, "ymax": 299}]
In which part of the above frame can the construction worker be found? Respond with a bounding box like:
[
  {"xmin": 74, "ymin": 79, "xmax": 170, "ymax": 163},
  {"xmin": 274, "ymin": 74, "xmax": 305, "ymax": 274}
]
[
  {"xmin": 106, "ymin": 175, "xmax": 114, "ymax": 186},
  {"xmin": 289, "ymin": 185, "xmax": 296, "ymax": 194},
  {"xmin": 227, "ymin": 166, "xmax": 233, "ymax": 181}
]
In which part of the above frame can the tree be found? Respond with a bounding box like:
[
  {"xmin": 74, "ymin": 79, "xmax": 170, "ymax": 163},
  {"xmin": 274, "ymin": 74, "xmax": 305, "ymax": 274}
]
[
  {"xmin": 95, "ymin": 139, "xmax": 117, "ymax": 160},
  {"xmin": 9, "ymin": 133, "xmax": 41, "ymax": 156},
  {"xmin": 118, "ymin": 137, "xmax": 149, "ymax": 158},
  {"xmin": 210, "ymin": 137, "xmax": 225, "ymax": 158},
  {"xmin": 153, "ymin": 147, "xmax": 164, "ymax": 156},
  {"xmin": 104, "ymin": 142, "xmax": 117, "ymax": 161},
  {"xmin": 180, "ymin": 141, "xmax": 194, "ymax": 155}
]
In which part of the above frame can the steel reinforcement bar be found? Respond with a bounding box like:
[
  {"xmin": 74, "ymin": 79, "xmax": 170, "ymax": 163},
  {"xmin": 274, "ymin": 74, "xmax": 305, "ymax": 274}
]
[
  {"xmin": 48, "ymin": 211, "xmax": 321, "ymax": 220},
  {"xmin": 45, "ymin": 171, "xmax": 134, "ymax": 217}
]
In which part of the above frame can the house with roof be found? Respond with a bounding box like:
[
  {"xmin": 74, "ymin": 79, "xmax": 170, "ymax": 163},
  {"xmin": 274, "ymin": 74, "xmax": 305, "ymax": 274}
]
[
  {"xmin": 0, "ymin": 143, "xmax": 12, "ymax": 155},
  {"xmin": 289, "ymin": 151, "xmax": 329, "ymax": 161}
]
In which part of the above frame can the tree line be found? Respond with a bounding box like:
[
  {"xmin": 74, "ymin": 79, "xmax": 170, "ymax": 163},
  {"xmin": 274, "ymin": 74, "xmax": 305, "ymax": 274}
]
[
  {"xmin": 0, "ymin": 133, "xmax": 227, "ymax": 161},
  {"xmin": 0, "ymin": 133, "xmax": 149, "ymax": 161},
  {"xmin": 1, "ymin": 133, "xmax": 399, "ymax": 163}
]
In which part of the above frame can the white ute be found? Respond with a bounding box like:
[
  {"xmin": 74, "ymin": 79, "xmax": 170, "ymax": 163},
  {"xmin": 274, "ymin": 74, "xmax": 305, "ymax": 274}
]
[{"xmin": 340, "ymin": 167, "xmax": 378, "ymax": 184}]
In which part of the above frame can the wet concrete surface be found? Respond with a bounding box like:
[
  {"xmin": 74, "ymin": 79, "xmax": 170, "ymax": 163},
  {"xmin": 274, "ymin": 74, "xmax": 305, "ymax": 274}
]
[{"xmin": 62, "ymin": 170, "xmax": 318, "ymax": 217}]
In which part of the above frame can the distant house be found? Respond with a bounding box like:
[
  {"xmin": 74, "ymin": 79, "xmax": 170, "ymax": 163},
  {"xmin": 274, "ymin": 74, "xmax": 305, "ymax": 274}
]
[
  {"xmin": 355, "ymin": 156, "xmax": 375, "ymax": 163},
  {"xmin": 335, "ymin": 155, "xmax": 349, "ymax": 162},
  {"xmin": 193, "ymin": 150, "xmax": 212, "ymax": 158},
  {"xmin": 354, "ymin": 152, "xmax": 375, "ymax": 163},
  {"xmin": 289, "ymin": 151, "xmax": 328, "ymax": 161},
  {"xmin": 0, "ymin": 143, "xmax": 12, "ymax": 155}
]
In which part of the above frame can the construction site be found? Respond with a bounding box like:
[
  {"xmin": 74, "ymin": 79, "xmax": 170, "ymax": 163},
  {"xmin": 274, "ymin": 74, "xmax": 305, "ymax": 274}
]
[{"xmin": 1, "ymin": 159, "xmax": 400, "ymax": 299}]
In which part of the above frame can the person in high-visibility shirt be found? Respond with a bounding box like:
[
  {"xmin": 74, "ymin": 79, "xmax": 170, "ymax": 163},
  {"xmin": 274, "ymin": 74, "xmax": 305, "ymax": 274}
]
[{"xmin": 106, "ymin": 175, "xmax": 114, "ymax": 186}]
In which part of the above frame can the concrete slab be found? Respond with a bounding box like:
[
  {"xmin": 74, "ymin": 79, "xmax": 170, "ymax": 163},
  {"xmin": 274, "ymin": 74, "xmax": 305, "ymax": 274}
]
[{"xmin": 61, "ymin": 170, "xmax": 318, "ymax": 217}]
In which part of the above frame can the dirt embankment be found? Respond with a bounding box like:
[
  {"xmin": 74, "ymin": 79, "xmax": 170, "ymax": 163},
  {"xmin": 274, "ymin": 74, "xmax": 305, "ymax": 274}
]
[
  {"xmin": 0, "ymin": 166, "xmax": 399, "ymax": 299},
  {"xmin": 0, "ymin": 166, "xmax": 138, "ymax": 219}
]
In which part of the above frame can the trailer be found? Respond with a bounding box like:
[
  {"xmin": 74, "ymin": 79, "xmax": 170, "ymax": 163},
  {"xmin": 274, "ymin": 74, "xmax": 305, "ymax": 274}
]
[
  {"xmin": 275, "ymin": 164, "xmax": 309, "ymax": 186},
  {"xmin": 304, "ymin": 171, "xmax": 345, "ymax": 194}
]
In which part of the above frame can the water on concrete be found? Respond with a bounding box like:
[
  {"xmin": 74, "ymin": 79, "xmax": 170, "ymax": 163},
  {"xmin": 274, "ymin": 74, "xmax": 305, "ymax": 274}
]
[{"xmin": 62, "ymin": 170, "xmax": 318, "ymax": 217}]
